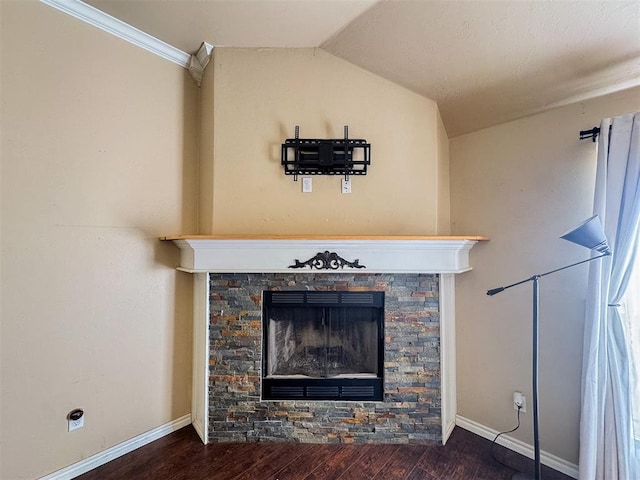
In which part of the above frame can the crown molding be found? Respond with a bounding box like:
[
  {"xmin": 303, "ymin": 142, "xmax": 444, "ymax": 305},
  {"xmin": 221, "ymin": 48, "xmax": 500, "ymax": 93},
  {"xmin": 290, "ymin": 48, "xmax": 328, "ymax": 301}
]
[
  {"xmin": 40, "ymin": 0, "xmax": 191, "ymax": 68},
  {"xmin": 189, "ymin": 42, "xmax": 214, "ymax": 87}
]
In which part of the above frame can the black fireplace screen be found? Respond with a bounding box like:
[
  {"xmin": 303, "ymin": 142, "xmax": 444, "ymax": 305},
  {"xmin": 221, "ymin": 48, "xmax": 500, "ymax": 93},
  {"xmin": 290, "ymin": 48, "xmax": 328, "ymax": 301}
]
[{"xmin": 262, "ymin": 291, "xmax": 384, "ymax": 401}]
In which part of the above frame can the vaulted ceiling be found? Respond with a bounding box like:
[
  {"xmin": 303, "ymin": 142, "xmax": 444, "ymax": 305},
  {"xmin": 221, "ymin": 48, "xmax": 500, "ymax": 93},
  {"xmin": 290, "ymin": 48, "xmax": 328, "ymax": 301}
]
[{"xmin": 86, "ymin": 0, "xmax": 640, "ymax": 137}]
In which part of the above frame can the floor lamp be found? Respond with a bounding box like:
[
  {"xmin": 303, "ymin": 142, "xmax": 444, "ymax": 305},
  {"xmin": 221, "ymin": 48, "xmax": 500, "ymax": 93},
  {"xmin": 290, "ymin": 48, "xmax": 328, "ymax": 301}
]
[{"xmin": 487, "ymin": 215, "xmax": 611, "ymax": 480}]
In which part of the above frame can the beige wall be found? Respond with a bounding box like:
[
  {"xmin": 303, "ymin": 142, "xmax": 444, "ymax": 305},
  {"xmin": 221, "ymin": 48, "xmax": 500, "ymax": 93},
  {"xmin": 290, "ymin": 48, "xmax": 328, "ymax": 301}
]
[
  {"xmin": 0, "ymin": 2, "xmax": 198, "ymax": 478},
  {"xmin": 203, "ymin": 47, "xmax": 445, "ymax": 236},
  {"xmin": 436, "ymin": 110, "xmax": 450, "ymax": 235},
  {"xmin": 198, "ymin": 60, "xmax": 215, "ymax": 233},
  {"xmin": 451, "ymin": 86, "xmax": 640, "ymax": 464}
]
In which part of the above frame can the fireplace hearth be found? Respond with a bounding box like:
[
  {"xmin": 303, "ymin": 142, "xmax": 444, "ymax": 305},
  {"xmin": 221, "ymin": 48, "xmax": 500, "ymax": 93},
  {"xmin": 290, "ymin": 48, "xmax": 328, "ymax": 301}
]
[{"xmin": 262, "ymin": 290, "xmax": 384, "ymax": 401}]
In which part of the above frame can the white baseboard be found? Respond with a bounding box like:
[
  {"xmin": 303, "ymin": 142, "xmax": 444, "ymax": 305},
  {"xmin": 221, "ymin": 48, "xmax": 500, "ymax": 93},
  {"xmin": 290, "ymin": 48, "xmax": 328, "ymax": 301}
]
[
  {"xmin": 455, "ymin": 415, "xmax": 579, "ymax": 479},
  {"xmin": 39, "ymin": 414, "xmax": 192, "ymax": 480},
  {"xmin": 192, "ymin": 416, "xmax": 207, "ymax": 444},
  {"xmin": 442, "ymin": 419, "xmax": 456, "ymax": 445}
]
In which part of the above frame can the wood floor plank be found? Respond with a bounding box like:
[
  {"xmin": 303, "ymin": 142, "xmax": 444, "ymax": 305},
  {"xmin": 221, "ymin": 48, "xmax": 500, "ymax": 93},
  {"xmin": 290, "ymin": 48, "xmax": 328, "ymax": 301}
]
[
  {"xmin": 301, "ymin": 444, "xmax": 366, "ymax": 480},
  {"xmin": 233, "ymin": 443, "xmax": 314, "ymax": 480},
  {"xmin": 336, "ymin": 444, "xmax": 400, "ymax": 479},
  {"xmin": 267, "ymin": 444, "xmax": 344, "ymax": 480},
  {"xmin": 162, "ymin": 443, "xmax": 254, "ymax": 480},
  {"xmin": 203, "ymin": 443, "xmax": 284, "ymax": 480},
  {"xmin": 370, "ymin": 445, "xmax": 427, "ymax": 480},
  {"xmin": 424, "ymin": 448, "xmax": 480, "ymax": 480},
  {"xmin": 406, "ymin": 465, "xmax": 439, "ymax": 480},
  {"xmin": 190, "ymin": 443, "xmax": 264, "ymax": 480},
  {"xmin": 415, "ymin": 445, "xmax": 445, "ymax": 475}
]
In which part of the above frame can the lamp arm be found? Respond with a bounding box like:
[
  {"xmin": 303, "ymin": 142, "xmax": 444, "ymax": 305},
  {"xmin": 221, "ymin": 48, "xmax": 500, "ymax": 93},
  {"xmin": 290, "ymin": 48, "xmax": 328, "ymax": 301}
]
[
  {"xmin": 538, "ymin": 252, "xmax": 609, "ymax": 279},
  {"xmin": 487, "ymin": 252, "xmax": 610, "ymax": 296},
  {"xmin": 487, "ymin": 277, "xmax": 536, "ymax": 296}
]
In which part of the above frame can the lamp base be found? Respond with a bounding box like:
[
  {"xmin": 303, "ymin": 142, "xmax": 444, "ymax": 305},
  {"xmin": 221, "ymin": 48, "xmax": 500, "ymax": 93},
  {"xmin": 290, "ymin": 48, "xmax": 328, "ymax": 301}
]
[{"xmin": 512, "ymin": 473, "xmax": 535, "ymax": 480}]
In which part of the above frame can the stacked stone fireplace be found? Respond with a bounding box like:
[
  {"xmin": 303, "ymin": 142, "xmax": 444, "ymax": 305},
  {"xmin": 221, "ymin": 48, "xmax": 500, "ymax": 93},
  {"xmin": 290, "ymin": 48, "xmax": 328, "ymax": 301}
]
[
  {"xmin": 208, "ymin": 272, "xmax": 441, "ymax": 444},
  {"xmin": 165, "ymin": 235, "xmax": 483, "ymax": 446}
]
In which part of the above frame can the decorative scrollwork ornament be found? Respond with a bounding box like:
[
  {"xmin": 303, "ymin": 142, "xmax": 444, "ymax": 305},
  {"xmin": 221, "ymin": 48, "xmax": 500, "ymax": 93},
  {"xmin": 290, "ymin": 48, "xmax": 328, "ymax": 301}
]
[{"xmin": 289, "ymin": 251, "xmax": 366, "ymax": 270}]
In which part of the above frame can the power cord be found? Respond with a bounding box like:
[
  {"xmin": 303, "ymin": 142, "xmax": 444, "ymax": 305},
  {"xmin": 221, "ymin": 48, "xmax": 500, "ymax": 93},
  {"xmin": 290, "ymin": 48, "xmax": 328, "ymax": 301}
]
[{"xmin": 490, "ymin": 405, "xmax": 522, "ymax": 469}]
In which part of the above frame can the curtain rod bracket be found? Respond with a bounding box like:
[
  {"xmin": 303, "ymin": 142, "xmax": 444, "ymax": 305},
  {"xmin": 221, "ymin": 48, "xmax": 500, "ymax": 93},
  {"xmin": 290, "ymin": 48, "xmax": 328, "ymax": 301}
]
[{"xmin": 580, "ymin": 127, "xmax": 601, "ymax": 142}]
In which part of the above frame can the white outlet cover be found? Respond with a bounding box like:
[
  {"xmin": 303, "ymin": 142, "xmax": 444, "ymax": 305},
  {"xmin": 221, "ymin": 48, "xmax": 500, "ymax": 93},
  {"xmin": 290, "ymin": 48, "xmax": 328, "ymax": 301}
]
[
  {"xmin": 302, "ymin": 177, "xmax": 312, "ymax": 193},
  {"xmin": 68, "ymin": 416, "xmax": 84, "ymax": 432},
  {"xmin": 341, "ymin": 178, "xmax": 352, "ymax": 194},
  {"xmin": 513, "ymin": 392, "xmax": 527, "ymax": 413}
]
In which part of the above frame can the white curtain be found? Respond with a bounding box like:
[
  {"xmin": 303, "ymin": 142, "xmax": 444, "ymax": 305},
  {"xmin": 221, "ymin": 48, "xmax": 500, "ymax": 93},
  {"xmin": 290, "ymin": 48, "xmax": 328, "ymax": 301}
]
[{"xmin": 579, "ymin": 113, "xmax": 640, "ymax": 479}]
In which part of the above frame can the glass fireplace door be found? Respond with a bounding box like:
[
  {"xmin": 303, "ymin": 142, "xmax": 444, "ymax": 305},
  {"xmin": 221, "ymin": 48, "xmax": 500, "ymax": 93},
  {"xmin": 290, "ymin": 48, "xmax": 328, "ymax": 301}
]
[
  {"xmin": 266, "ymin": 306, "xmax": 380, "ymax": 378},
  {"xmin": 262, "ymin": 291, "xmax": 384, "ymax": 401}
]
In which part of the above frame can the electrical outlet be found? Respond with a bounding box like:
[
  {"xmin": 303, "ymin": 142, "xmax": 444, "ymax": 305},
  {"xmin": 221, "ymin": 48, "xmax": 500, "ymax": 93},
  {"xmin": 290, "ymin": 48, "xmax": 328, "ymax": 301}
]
[
  {"xmin": 68, "ymin": 409, "xmax": 84, "ymax": 431},
  {"xmin": 69, "ymin": 416, "xmax": 84, "ymax": 431},
  {"xmin": 513, "ymin": 391, "xmax": 527, "ymax": 413},
  {"xmin": 341, "ymin": 178, "xmax": 352, "ymax": 194},
  {"xmin": 302, "ymin": 177, "xmax": 312, "ymax": 193}
]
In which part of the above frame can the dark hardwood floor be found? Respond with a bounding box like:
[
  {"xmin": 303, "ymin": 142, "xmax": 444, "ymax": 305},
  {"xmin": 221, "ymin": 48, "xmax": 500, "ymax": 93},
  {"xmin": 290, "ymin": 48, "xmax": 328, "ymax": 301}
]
[{"xmin": 76, "ymin": 426, "xmax": 574, "ymax": 480}]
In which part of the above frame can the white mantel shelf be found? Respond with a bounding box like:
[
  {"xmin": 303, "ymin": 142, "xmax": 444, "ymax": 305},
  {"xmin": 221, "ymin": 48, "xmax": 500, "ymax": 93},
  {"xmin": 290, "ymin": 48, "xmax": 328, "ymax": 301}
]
[{"xmin": 161, "ymin": 235, "xmax": 488, "ymax": 274}]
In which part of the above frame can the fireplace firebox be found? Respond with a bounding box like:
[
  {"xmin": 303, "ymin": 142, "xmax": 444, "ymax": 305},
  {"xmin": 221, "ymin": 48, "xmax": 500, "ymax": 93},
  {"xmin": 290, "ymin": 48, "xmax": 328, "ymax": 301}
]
[{"xmin": 262, "ymin": 290, "xmax": 384, "ymax": 401}]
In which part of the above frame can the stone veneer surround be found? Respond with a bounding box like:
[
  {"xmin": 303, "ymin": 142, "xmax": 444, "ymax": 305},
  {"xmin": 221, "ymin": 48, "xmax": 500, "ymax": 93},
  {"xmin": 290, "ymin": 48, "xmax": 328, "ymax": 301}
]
[{"xmin": 208, "ymin": 272, "xmax": 442, "ymax": 444}]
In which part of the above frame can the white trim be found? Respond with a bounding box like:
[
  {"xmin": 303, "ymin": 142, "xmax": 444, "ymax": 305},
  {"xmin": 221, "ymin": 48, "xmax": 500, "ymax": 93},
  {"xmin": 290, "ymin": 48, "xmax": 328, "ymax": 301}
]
[
  {"xmin": 189, "ymin": 42, "xmax": 214, "ymax": 86},
  {"xmin": 439, "ymin": 273, "xmax": 457, "ymax": 445},
  {"xmin": 169, "ymin": 238, "xmax": 479, "ymax": 274},
  {"xmin": 40, "ymin": 0, "xmax": 191, "ymax": 68},
  {"xmin": 191, "ymin": 273, "xmax": 210, "ymax": 444},
  {"xmin": 39, "ymin": 414, "xmax": 192, "ymax": 480},
  {"xmin": 455, "ymin": 414, "xmax": 579, "ymax": 479}
]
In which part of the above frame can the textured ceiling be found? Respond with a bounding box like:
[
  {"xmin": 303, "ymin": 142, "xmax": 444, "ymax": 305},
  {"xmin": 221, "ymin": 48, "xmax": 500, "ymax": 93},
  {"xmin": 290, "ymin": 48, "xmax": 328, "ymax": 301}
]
[
  {"xmin": 85, "ymin": 0, "xmax": 378, "ymax": 49},
  {"xmin": 322, "ymin": 0, "xmax": 640, "ymax": 136},
  {"xmin": 85, "ymin": 0, "xmax": 640, "ymax": 137}
]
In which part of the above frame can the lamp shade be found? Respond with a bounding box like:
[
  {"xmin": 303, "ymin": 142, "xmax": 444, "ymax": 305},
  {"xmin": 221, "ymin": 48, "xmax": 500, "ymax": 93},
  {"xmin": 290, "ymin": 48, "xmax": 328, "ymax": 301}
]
[{"xmin": 560, "ymin": 215, "xmax": 611, "ymax": 254}]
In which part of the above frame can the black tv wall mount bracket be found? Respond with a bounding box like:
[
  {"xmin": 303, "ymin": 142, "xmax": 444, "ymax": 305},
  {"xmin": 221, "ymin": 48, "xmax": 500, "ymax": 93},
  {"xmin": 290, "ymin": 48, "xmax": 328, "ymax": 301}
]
[{"xmin": 281, "ymin": 125, "xmax": 371, "ymax": 181}]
